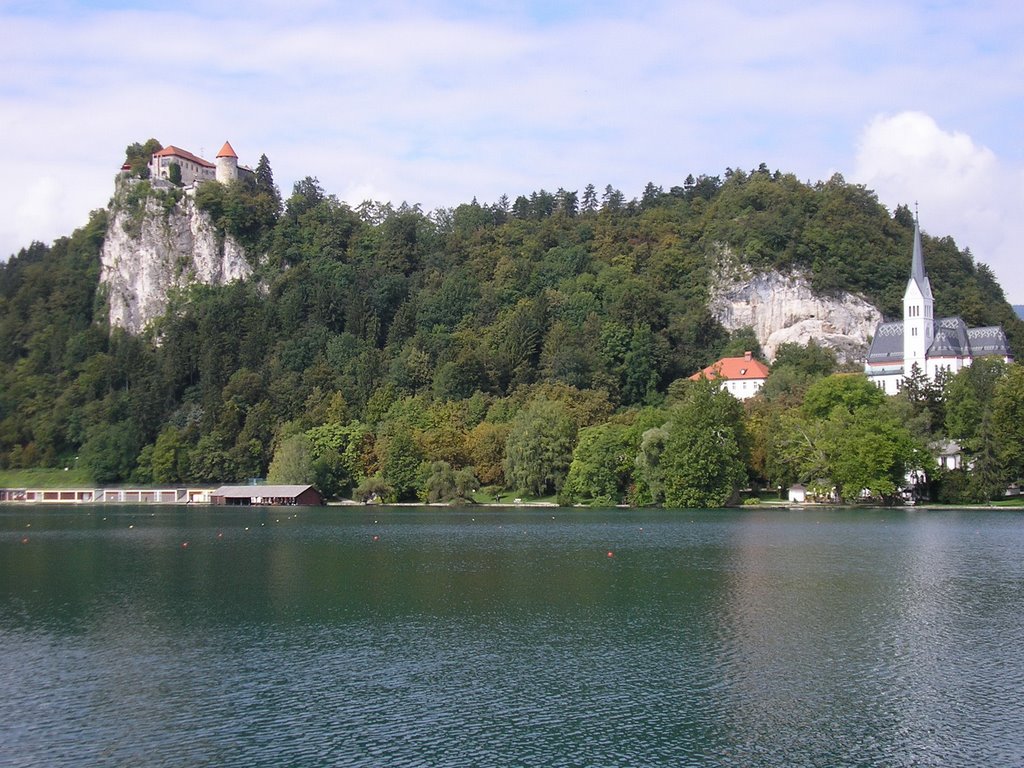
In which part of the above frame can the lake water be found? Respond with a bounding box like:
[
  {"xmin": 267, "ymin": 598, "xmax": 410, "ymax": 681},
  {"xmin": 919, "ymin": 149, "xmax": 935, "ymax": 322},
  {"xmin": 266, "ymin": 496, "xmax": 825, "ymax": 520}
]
[{"xmin": 2, "ymin": 505, "xmax": 1023, "ymax": 767}]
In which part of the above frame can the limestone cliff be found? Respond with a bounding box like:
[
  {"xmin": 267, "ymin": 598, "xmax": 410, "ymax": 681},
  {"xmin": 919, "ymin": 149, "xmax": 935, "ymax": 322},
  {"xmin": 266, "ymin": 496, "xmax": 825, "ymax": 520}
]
[
  {"xmin": 100, "ymin": 180, "xmax": 252, "ymax": 334},
  {"xmin": 709, "ymin": 270, "xmax": 881, "ymax": 363}
]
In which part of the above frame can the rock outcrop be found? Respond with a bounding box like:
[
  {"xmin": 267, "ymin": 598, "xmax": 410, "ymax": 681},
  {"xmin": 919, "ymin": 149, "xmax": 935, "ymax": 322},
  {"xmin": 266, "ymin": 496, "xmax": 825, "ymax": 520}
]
[
  {"xmin": 100, "ymin": 181, "xmax": 252, "ymax": 334},
  {"xmin": 709, "ymin": 270, "xmax": 882, "ymax": 363}
]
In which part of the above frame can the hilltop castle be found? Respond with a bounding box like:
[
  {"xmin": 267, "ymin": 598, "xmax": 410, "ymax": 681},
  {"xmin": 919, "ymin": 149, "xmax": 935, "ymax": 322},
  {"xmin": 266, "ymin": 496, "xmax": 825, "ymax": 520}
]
[
  {"xmin": 148, "ymin": 141, "xmax": 248, "ymax": 187},
  {"xmin": 864, "ymin": 214, "xmax": 1012, "ymax": 393}
]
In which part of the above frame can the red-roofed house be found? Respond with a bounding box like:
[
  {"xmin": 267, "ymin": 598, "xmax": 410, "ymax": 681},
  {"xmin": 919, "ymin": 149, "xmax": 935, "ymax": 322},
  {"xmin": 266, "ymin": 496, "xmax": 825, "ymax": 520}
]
[
  {"xmin": 149, "ymin": 145, "xmax": 216, "ymax": 186},
  {"xmin": 689, "ymin": 351, "xmax": 770, "ymax": 400}
]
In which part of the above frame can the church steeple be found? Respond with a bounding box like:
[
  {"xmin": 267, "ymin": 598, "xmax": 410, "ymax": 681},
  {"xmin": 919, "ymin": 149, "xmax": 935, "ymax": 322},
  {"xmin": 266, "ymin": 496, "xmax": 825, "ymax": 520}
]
[
  {"xmin": 909, "ymin": 208, "xmax": 933, "ymax": 301},
  {"xmin": 903, "ymin": 207, "xmax": 934, "ymax": 372}
]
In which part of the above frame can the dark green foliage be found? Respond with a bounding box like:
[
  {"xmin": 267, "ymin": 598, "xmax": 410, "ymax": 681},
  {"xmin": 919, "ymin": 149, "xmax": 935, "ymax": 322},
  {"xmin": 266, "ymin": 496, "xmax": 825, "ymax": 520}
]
[
  {"xmin": 657, "ymin": 381, "xmax": 749, "ymax": 508},
  {"xmin": 802, "ymin": 374, "xmax": 885, "ymax": 419},
  {"xmin": 561, "ymin": 422, "xmax": 636, "ymax": 505},
  {"xmin": 195, "ymin": 176, "xmax": 279, "ymax": 250},
  {"xmin": 3, "ymin": 162, "xmax": 1022, "ymax": 503},
  {"xmin": 123, "ymin": 139, "xmax": 161, "ymax": 178},
  {"xmin": 504, "ymin": 398, "xmax": 576, "ymax": 496},
  {"xmin": 382, "ymin": 430, "xmax": 423, "ymax": 502}
]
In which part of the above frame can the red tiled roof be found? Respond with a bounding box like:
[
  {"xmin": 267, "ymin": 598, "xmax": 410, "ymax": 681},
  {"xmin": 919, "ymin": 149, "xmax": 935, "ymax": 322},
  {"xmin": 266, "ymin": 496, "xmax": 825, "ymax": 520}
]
[
  {"xmin": 216, "ymin": 141, "xmax": 237, "ymax": 158},
  {"xmin": 690, "ymin": 353, "xmax": 770, "ymax": 382},
  {"xmin": 152, "ymin": 145, "xmax": 214, "ymax": 168}
]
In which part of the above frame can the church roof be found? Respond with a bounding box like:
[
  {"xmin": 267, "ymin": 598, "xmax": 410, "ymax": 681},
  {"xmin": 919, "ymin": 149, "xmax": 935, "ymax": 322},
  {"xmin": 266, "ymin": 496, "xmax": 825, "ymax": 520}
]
[
  {"xmin": 865, "ymin": 317, "xmax": 1011, "ymax": 364},
  {"xmin": 967, "ymin": 326, "xmax": 1012, "ymax": 356},
  {"xmin": 690, "ymin": 353, "xmax": 770, "ymax": 382},
  {"xmin": 216, "ymin": 141, "xmax": 237, "ymax": 159},
  {"xmin": 151, "ymin": 145, "xmax": 214, "ymax": 168},
  {"xmin": 865, "ymin": 321, "xmax": 904, "ymax": 363}
]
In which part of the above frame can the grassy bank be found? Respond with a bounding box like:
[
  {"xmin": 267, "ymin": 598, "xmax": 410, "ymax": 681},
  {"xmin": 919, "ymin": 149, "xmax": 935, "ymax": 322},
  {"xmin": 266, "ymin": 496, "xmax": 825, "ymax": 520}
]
[{"xmin": 0, "ymin": 468, "xmax": 94, "ymax": 488}]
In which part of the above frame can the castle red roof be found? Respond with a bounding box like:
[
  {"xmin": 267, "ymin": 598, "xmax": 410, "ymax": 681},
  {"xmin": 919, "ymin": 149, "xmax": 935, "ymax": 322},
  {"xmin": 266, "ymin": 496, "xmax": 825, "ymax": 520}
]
[
  {"xmin": 216, "ymin": 141, "xmax": 237, "ymax": 159},
  {"xmin": 689, "ymin": 352, "xmax": 770, "ymax": 382},
  {"xmin": 152, "ymin": 145, "xmax": 214, "ymax": 168}
]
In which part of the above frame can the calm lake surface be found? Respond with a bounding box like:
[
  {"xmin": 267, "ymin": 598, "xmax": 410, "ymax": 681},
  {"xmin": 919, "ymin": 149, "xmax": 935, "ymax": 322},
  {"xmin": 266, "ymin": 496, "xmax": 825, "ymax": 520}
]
[{"xmin": 2, "ymin": 505, "xmax": 1023, "ymax": 767}]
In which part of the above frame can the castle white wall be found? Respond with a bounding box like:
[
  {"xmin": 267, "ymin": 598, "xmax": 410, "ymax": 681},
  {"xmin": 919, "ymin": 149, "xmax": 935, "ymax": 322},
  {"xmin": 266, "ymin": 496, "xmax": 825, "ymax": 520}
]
[
  {"xmin": 150, "ymin": 155, "xmax": 214, "ymax": 186},
  {"xmin": 216, "ymin": 155, "xmax": 238, "ymax": 184}
]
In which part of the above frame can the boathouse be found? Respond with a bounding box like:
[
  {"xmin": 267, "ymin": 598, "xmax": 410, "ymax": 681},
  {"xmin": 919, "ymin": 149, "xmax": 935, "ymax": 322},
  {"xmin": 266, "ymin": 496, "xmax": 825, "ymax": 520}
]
[{"xmin": 210, "ymin": 485, "xmax": 324, "ymax": 506}]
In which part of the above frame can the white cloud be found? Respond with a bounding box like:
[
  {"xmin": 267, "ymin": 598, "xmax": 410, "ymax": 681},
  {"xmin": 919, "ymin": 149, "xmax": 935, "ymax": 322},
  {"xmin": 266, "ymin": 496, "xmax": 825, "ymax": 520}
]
[{"xmin": 853, "ymin": 111, "xmax": 1024, "ymax": 302}]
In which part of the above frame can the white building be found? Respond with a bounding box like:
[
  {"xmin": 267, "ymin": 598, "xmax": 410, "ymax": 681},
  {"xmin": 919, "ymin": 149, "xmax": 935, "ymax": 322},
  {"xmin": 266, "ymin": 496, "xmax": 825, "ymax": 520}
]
[
  {"xmin": 864, "ymin": 214, "xmax": 1012, "ymax": 394},
  {"xmin": 149, "ymin": 145, "xmax": 216, "ymax": 186},
  {"xmin": 147, "ymin": 140, "xmax": 248, "ymax": 187},
  {"xmin": 690, "ymin": 351, "xmax": 770, "ymax": 400}
]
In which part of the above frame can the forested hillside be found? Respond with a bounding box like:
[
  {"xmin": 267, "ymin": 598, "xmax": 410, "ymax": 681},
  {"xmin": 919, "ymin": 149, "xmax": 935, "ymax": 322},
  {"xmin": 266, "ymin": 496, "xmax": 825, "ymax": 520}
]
[{"xmin": 2, "ymin": 152, "xmax": 1022, "ymax": 504}]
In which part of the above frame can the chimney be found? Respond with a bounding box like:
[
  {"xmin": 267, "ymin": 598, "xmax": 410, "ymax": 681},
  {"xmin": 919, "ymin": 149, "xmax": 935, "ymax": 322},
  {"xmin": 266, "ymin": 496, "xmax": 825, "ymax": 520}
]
[{"xmin": 744, "ymin": 350, "xmax": 752, "ymax": 362}]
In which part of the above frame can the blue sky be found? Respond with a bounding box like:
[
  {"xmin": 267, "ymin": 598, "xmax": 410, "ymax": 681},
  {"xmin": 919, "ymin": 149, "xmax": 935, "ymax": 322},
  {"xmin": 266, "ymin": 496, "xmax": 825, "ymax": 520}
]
[{"xmin": 2, "ymin": 0, "xmax": 1023, "ymax": 299}]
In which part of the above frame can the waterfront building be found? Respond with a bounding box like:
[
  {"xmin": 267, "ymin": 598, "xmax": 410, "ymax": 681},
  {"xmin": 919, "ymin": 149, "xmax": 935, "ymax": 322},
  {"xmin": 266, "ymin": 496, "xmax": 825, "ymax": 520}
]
[{"xmin": 211, "ymin": 485, "xmax": 324, "ymax": 506}]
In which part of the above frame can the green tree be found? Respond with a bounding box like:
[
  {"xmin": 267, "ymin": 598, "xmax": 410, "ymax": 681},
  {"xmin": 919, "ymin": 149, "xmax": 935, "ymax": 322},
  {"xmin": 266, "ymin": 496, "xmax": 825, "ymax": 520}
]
[
  {"xmin": 802, "ymin": 373, "xmax": 885, "ymax": 419},
  {"xmin": 658, "ymin": 382, "xmax": 749, "ymax": 508},
  {"xmin": 381, "ymin": 430, "xmax": 423, "ymax": 502},
  {"xmin": 771, "ymin": 384, "xmax": 928, "ymax": 503},
  {"xmin": 123, "ymin": 138, "xmax": 161, "ymax": 177},
  {"xmin": 945, "ymin": 358, "xmax": 1007, "ymax": 499},
  {"xmin": 267, "ymin": 433, "xmax": 315, "ymax": 484},
  {"xmin": 562, "ymin": 422, "xmax": 634, "ymax": 504},
  {"xmin": 634, "ymin": 425, "xmax": 669, "ymax": 505},
  {"xmin": 78, "ymin": 421, "xmax": 139, "ymax": 484},
  {"xmin": 420, "ymin": 461, "xmax": 479, "ymax": 503},
  {"xmin": 151, "ymin": 425, "xmax": 189, "ymax": 483},
  {"xmin": 464, "ymin": 421, "xmax": 510, "ymax": 486},
  {"xmin": 991, "ymin": 363, "xmax": 1024, "ymax": 483},
  {"xmin": 823, "ymin": 406, "xmax": 924, "ymax": 502},
  {"xmin": 190, "ymin": 432, "xmax": 240, "ymax": 483},
  {"xmin": 719, "ymin": 327, "xmax": 763, "ymax": 360},
  {"xmin": 254, "ymin": 153, "xmax": 281, "ymax": 212},
  {"xmin": 503, "ymin": 398, "xmax": 576, "ymax": 496}
]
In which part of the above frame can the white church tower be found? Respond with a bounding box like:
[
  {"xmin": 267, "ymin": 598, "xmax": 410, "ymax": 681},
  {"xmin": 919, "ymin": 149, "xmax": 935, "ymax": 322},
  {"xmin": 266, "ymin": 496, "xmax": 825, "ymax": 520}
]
[
  {"xmin": 215, "ymin": 140, "xmax": 239, "ymax": 184},
  {"xmin": 865, "ymin": 208, "xmax": 1012, "ymax": 393},
  {"xmin": 902, "ymin": 211, "xmax": 934, "ymax": 373}
]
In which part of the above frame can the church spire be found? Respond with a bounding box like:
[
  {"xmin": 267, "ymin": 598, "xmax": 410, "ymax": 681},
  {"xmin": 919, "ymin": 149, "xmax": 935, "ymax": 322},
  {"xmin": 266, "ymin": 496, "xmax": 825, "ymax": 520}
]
[{"xmin": 909, "ymin": 208, "xmax": 933, "ymax": 301}]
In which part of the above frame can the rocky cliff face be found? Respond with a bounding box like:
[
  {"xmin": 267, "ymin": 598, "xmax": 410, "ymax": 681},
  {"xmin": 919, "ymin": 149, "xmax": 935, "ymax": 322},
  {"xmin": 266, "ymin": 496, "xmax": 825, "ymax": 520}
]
[
  {"xmin": 100, "ymin": 182, "xmax": 252, "ymax": 334},
  {"xmin": 709, "ymin": 270, "xmax": 882, "ymax": 363}
]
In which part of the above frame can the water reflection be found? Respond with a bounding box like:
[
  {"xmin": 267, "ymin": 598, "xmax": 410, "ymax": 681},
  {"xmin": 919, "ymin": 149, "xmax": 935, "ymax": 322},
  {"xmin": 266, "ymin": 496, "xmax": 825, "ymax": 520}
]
[{"xmin": 2, "ymin": 506, "xmax": 1024, "ymax": 766}]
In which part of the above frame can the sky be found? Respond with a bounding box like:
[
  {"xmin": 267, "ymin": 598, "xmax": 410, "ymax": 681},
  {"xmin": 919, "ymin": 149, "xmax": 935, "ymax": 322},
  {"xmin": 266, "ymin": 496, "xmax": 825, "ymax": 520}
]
[{"xmin": 2, "ymin": 0, "xmax": 1023, "ymax": 299}]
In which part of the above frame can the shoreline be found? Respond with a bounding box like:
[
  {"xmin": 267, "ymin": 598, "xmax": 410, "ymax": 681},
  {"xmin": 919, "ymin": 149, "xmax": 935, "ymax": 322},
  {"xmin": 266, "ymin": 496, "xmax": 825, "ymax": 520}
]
[{"xmin": 1, "ymin": 493, "xmax": 1018, "ymax": 512}]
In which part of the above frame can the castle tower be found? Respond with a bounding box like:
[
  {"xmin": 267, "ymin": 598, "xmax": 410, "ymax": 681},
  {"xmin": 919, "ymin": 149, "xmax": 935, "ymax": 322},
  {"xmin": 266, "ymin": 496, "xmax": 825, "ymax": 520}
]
[
  {"xmin": 215, "ymin": 141, "xmax": 239, "ymax": 184},
  {"xmin": 902, "ymin": 211, "xmax": 934, "ymax": 374}
]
